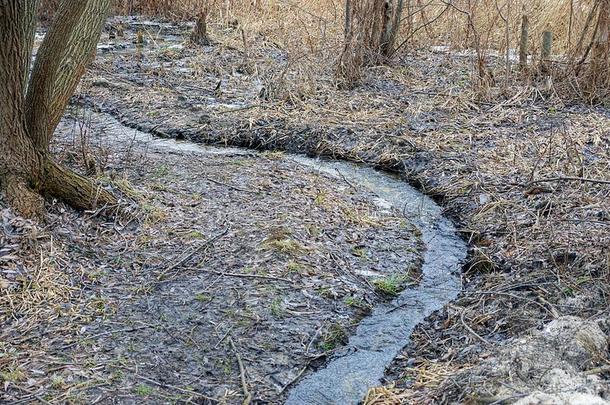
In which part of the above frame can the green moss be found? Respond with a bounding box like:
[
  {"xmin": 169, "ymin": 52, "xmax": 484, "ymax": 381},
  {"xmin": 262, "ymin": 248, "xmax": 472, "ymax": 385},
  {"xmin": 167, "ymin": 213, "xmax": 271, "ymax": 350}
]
[
  {"xmin": 135, "ymin": 384, "xmax": 154, "ymax": 397},
  {"xmin": 154, "ymin": 165, "xmax": 170, "ymax": 177},
  {"xmin": 344, "ymin": 296, "xmax": 369, "ymax": 310},
  {"xmin": 194, "ymin": 293, "xmax": 211, "ymax": 302},
  {"xmin": 319, "ymin": 323, "xmax": 348, "ymax": 351},
  {"xmin": 189, "ymin": 231, "xmax": 205, "ymax": 239},
  {"xmin": 270, "ymin": 297, "xmax": 284, "ymax": 318}
]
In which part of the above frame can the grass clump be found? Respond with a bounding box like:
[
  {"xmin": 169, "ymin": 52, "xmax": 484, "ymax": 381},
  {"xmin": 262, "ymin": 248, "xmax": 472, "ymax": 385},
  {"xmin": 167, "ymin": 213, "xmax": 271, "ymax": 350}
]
[
  {"xmin": 262, "ymin": 228, "xmax": 304, "ymax": 255},
  {"xmin": 135, "ymin": 384, "xmax": 154, "ymax": 397},
  {"xmin": 1, "ymin": 368, "xmax": 26, "ymax": 384},
  {"xmin": 319, "ymin": 323, "xmax": 348, "ymax": 351},
  {"xmin": 372, "ymin": 275, "xmax": 407, "ymax": 297}
]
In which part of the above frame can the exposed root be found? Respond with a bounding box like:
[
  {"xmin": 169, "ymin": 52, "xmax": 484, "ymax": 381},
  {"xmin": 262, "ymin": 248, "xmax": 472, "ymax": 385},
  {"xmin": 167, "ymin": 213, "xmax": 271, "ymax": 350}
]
[
  {"xmin": 1, "ymin": 175, "xmax": 45, "ymax": 219},
  {"xmin": 42, "ymin": 158, "xmax": 118, "ymax": 212}
]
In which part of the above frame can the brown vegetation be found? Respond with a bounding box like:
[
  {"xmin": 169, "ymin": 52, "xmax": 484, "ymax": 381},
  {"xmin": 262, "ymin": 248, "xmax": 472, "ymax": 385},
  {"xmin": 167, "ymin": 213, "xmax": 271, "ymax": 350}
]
[{"xmin": 2, "ymin": 0, "xmax": 609, "ymax": 403}]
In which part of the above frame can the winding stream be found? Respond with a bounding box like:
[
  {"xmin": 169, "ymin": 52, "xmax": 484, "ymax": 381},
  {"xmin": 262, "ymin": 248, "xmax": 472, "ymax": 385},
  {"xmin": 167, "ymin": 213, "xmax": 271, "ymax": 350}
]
[
  {"xmin": 86, "ymin": 111, "xmax": 467, "ymax": 404},
  {"xmin": 286, "ymin": 158, "xmax": 466, "ymax": 404}
]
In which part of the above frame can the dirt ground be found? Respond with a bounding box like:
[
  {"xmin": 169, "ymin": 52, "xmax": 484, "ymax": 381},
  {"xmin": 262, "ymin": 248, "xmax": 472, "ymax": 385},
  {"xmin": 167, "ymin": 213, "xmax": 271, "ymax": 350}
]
[
  {"xmin": 2, "ymin": 15, "xmax": 609, "ymax": 404},
  {"xmin": 70, "ymin": 17, "xmax": 610, "ymax": 403},
  {"xmin": 1, "ymin": 112, "xmax": 423, "ymax": 403}
]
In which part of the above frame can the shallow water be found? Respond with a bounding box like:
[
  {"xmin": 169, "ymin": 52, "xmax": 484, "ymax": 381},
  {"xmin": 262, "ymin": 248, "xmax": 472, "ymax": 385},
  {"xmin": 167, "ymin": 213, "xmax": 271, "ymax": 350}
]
[
  {"xmin": 285, "ymin": 158, "xmax": 466, "ymax": 404},
  {"xmin": 90, "ymin": 111, "xmax": 466, "ymax": 405}
]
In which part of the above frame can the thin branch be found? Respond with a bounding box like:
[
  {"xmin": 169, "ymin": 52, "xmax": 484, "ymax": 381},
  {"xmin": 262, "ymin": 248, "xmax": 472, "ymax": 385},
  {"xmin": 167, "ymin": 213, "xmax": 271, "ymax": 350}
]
[
  {"xmin": 229, "ymin": 337, "xmax": 252, "ymax": 405},
  {"xmin": 527, "ymin": 176, "xmax": 610, "ymax": 186}
]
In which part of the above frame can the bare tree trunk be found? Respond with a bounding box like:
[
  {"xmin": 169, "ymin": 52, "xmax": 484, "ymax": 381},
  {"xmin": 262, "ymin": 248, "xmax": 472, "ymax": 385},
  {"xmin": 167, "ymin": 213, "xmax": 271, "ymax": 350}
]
[
  {"xmin": 380, "ymin": 0, "xmax": 404, "ymax": 56},
  {"xmin": 26, "ymin": 0, "xmax": 111, "ymax": 150},
  {"xmin": 0, "ymin": 1, "xmax": 45, "ymax": 217},
  {"xmin": 345, "ymin": 0, "xmax": 353, "ymax": 39},
  {"xmin": 0, "ymin": 0, "xmax": 116, "ymax": 218},
  {"xmin": 519, "ymin": 15, "xmax": 529, "ymax": 69},
  {"xmin": 380, "ymin": 0, "xmax": 394, "ymax": 53},
  {"xmin": 387, "ymin": 0, "xmax": 405, "ymax": 54},
  {"xmin": 590, "ymin": 0, "xmax": 610, "ymax": 92},
  {"xmin": 191, "ymin": 8, "xmax": 210, "ymax": 45}
]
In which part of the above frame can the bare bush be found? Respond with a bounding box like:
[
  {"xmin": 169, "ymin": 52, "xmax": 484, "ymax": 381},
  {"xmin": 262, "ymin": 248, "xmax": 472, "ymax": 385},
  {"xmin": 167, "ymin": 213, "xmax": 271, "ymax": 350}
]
[{"xmin": 35, "ymin": 0, "xmax": 610, "ymax": 101}]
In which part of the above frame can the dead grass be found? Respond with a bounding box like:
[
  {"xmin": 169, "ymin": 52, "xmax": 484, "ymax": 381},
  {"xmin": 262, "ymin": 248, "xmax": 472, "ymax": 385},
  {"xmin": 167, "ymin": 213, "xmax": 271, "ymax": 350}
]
[
  {"xmin": 38, "ymin": 0, "xmax": 608, "ymax": 100},
  {"xmin": 364, "ymin": 360, "xmax": 471, "ymax": 404},
  {"xmin": 79, "ymin": 21, "xmax": 610, "ymax": 401}
]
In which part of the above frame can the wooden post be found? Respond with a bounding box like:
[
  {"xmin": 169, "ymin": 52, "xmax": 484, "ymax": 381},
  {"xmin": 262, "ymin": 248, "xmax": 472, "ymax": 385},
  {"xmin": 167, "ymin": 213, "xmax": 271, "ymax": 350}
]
[
  {"xmin": 540, "ymin": 30, "xmax": 553, "ymax": 73},
  {"xmin": 519, "ymin": 15, "xmax": 529, "ymax": 69},
  {"xmin": 541, "ymin": 31, "xmax": 553, "ymax": 61}
]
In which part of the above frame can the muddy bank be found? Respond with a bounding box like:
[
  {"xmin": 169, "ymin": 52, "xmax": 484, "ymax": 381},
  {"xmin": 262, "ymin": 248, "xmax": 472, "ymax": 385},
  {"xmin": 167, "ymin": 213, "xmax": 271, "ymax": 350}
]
[
  {"xmin": 1, "ymin": 110, "xmax": 434, "ymax": 403},
  {"xmin": 75, "ymin": 16, "xmax": 610, "ymax": 402},
  {"xmin": 286, "ymin": 157, "xmax": 466, "ymax": 403}
]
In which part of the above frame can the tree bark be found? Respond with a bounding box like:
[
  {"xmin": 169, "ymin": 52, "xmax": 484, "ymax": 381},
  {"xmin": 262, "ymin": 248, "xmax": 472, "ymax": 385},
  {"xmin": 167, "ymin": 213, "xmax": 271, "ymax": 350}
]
[
  {"xmin": 380, "ymin": 0, "xmax": 404, "ymax": 56},
  {"xmin": 590, "ymin": 0, "xmax": 610, "ymax": 92},
  {"xmin": 0, "ymin": 0, "xmax": 117, "ymax": 218},
  {"xmin": 26, "ymin": 0, "xmax": 112, "ymax": 151},
  {"xmin": 191, "ymin": 9, "xmax": 210, "ymax": 46},
  {"xmin": 0, "ymin": 1, "xmax": 45, "ymax": 217}
]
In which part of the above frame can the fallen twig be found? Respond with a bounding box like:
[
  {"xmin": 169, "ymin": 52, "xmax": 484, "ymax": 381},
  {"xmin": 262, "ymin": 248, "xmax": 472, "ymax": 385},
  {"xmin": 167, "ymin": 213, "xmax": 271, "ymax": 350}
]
[
  {"xmin": 527, "ymin": 176, "xmax": 610, "ymax": 186},
  {"xmin": 206, "ymin": 177, "xmax": 258, "ymax": 193},
  {"xmin": 585, "ymin": 365, "xmax": 610, "ymax": 375},
  {"xmin": 229, "ymin": 337, "xmax": 252, "ymax": 405},
  {"xmin": 193, "ymin": 267, "xmax": 294, "ymax": 283},
  {"xmin": 159, "ymin": 226, "xmax": 230, "ymax": 279},
  {"xmin": 448, "ymin": 304, "xmax": 490, "ymax": 346}
]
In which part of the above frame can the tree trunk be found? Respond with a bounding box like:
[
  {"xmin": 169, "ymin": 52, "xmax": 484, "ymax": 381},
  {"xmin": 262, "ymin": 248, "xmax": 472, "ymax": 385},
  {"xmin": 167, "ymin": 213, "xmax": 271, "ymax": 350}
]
[
  {"xmin": 590, "ymin": 0, "xmax": 610, "ymax": 93},
  {"xmin": 345, "ymin": 0, "xmax": 353, "ymax": 39},
  {"xmin": 380, "ymin": 0, "xmax": 404, "ymax": 56},
  {"xmin": 380, "ymin": 0, "xmax": 393, "ymax": 54},
  {"xmin": 0, "ymin": 0, "xmax": 116, "ymax": 218},
  {"xmin": 387, "ymin": 0, "xmax": 405, "ymax": 55},
  {"xmin": 1, "ymin": 1, "xmax": 45, "ymax": 217},
  {"xmin": 191, "ymin": 9, "xmax": 210, "ymax": 46},
  {"xmin": 26, "ymin": 0, "xmax": 112, "ymax": 151}
]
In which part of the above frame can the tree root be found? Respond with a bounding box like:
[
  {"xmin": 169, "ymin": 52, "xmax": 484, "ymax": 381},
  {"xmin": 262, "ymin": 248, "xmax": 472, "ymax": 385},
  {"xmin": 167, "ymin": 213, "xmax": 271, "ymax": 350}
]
[
  {"xmin": 1, "ymin": 174, "xmax": 45, "ymax": 219},
  {"xmin": 43, "ymin": 158, "xmax": 118, "ymax": 212}
]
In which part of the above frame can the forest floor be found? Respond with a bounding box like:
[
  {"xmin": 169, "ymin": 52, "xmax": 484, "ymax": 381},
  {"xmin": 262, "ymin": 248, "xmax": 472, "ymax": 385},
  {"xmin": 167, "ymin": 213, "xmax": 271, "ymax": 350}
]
[
  {"xmin": 1, "ymin": 112, "xmax": 423, "ymax": 403},
  {"xmin": 75, "ymin": 17, "xmax": 610, "ymax": 403},
  {"xmin": 2, "ymin": 16, "xmax": 610, "ymax": 404}
]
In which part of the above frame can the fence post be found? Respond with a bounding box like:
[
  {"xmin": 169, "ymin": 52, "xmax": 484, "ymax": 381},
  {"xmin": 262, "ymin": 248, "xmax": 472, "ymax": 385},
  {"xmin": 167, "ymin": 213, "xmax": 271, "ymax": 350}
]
[
  {"xmin": 541, "ymin": 31, "xmax": 553, "ymax": 61},
  {"xmin": 519, "ymin": 15, "xmax": 529, "ymax": 69}
]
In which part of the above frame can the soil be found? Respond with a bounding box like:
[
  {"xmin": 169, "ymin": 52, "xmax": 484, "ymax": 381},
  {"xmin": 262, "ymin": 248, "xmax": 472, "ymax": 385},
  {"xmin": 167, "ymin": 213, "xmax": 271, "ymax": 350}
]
[
  {"xmin": 76, "ymin": 17, "xmax": 609, "ymax": 403},
  {"xmin": 1, "ymin": 112, "xmax": 422, "ymax": 403},
  {"xmin": 2, "ymin": 15, "xmax": 609, "ymax": 404}
]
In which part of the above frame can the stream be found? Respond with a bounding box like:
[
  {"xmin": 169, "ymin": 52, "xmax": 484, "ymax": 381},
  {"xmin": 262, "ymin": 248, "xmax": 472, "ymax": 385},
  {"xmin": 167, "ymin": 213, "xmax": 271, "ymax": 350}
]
[{"xmin": 88, "ymin": 111, "xmax": 467, "ymax": 404}]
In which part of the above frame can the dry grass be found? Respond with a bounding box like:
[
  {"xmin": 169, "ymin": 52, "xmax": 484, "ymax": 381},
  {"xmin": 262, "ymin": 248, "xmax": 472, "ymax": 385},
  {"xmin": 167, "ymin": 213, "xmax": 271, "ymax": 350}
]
[
  {"xmin": 364, "ymin": 360, "xmax": 470, "ymax": 404},
  {"xmin": 39, "ymin": 0, "xmax": 599, "ymax": 57},
  {"xmin": 39, "ymin": 0, "xmax": 608, "ymax": 99}
]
